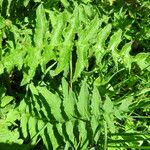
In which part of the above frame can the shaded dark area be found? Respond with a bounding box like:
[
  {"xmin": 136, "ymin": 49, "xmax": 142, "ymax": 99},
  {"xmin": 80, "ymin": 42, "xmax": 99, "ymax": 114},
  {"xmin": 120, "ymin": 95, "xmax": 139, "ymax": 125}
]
[
  {"xmin": 0, "ymin": 68, "xmax": 26, "ymax": 104},
  {"xmin": 33, "ymin": 139, "xmax": 46, "ymax": 150},
  {"xmin": 0, "ymin": 143, "xmax": 33, "ymax": 150},
  {"xmin": 87, "ymin": 56, "xmax": 96, "ymax": 72},
  {"xmin": 0, "ymin": 0, "xmax": 37, "ymax": 22}
]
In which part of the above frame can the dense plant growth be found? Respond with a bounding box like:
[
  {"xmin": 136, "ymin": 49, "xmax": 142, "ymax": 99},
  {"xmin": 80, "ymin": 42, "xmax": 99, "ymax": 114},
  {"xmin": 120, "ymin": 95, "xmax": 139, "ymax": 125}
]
[{"xmin": 0, "ymin": 0, "xmax": 150, "ymax": 149}]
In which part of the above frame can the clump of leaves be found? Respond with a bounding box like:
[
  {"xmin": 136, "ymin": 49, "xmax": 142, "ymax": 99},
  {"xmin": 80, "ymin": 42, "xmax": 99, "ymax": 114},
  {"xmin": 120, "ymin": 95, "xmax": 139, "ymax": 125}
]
[{"xmin": 0, "ymin": 0, "xmax": 150, "ymax": 149}]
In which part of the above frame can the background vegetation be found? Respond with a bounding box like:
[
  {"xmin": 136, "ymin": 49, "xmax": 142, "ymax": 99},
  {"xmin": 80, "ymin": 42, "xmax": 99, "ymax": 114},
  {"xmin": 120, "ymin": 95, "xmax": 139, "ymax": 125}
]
[{"xmin": 0, "ymin": 0, "xmax": 150, "ymax": 149}]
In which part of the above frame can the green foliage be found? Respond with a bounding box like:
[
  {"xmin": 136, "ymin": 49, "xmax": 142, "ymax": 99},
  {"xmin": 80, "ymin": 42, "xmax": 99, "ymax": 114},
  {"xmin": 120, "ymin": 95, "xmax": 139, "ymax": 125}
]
[
  {"xmin": 0, "ymin": 0, "xmax": 150, "ymax": 149},
  {"xmin": 18, "ymin": 79, "xmax": 139, "ymax": 149}
]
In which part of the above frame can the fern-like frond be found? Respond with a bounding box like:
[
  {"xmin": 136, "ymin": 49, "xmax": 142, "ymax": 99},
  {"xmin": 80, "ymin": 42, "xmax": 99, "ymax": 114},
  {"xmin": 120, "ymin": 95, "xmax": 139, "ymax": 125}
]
[{"xmin": 18, "ymin": 78, "xmax": 135, "ymax": 149}]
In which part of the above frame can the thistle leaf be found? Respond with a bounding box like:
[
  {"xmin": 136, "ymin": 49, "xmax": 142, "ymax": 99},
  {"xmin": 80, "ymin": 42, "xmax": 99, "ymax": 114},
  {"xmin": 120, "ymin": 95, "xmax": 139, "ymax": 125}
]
[
  {"xmin": 77, "ymin": 81, "xmax": 90, "ymax": 119},
  {"xmin": 91, "ymin": 86, "xmax": 102, "ymax": 117},
  {"xmin": 34, "ymin": 4, "xmax": 47, "ymax": 48},
  {"xmin": 108, "ymin": 29, "xmax": 122, "ymax": 68},
  {"xmin": 120, "ymin": 42, "xmax": 133, "ymax": 71}
]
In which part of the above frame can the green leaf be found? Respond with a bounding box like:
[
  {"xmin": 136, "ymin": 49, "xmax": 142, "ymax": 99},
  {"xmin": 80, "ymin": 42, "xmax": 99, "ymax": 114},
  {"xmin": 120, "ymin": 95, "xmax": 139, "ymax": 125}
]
[
  {"xmin": 78, "ymin": 120, "xmax": 89, "ymax": 149},
  {"xmin": 114, "ymin": 96, "xmax": 133, "ymax": 119},
  {"xmin": 103, "ymin": 95, "xmax": 115, "ymax": 133},
  {"xmin": 108, "ymin": 29, "xmax": 122, "ymax": 51},
  {"xmin": 34, "ymin": 0, "xmax": 41, "ymax": 2},
  {"xmin": 29, "ymin": 82, "xmax": 39, "ymax": 95},
  {"xmin": 73, "ymin": 44, "xmax": 89, "ymax": 81},
  {"xmin": 28, "ymin": 117, "xmax": 38, "ymax": 144},
  {"xmin": 78, "ymin": 5, "xmax": 89, "ymax": 24},
  {"xmin": 91, "ymin": 86, "xmax": 102, "ymax": 117},
  {"xmin": 81, "ymin": 0, "xmax": 92, "ymax": 4},
  {"xmin": 0, "ymin": 120, "xmax": 23, "ymax": 143},
  {"xmin": 77, "ymin": 81, "xmax": 90, "ymax": 119},
  {"xmin": 120, "ymin": 42, "xmax": 133, "ymax": 71},
  {"xmin": 83, "ymin": 15, "xmax": 100, "ymax": 43},
  {"xmin": 119, "ymin": 96, "xmax": 133, "ymax": 112},
  {"xmin": 6, "ymin": 109, "xmax": 20, "ymax": 123},
  {"xmin": 21, "ymin": 47, "xmax": 41, "ymax": 85},
  {"xmin": 49, "ymin": 13, "xmax": 66, "ymax": 48},
  {"xmin": 137, "ymin": 88, "xmax": 150, "ymax": 96},
  {"xmin": 91, "ymin": 116, "xmax": 101, "ymax": 143},
  {"xmin": 134, "ymin": 52, "xmax": 150, "ymax": 70},
  {"xmin": 65, "ymin": 121, "xmax": 75, "ymax": 145},
  {"xmin": 34, "ymin": 4, "xmax": 47, "ymax": 48},
  {"xmin": 20, "ymin": 114, "xmax": 29, "ymax": 139},
  {"xmin": 1, "ymin": 96, "xmax": 13, "ymax": 107},
  {"xmin": 73, "ymin": 15, "xmax": 100, "ymax": 81},
  {"xmin": 37, "ymin": 86, "xmax": 63, "ymax": 122},
  {"xmin": 94, "ymin": 24, "xmax": 112, "ymax": 64},
  {"xmin": 108, "ymin": 0, "xmax": 115, "ymax": 5},
  {"xmin": 103, "ymin": 95, "xmax": 113, "ymax": 114},
  {"xmin": 0, "ymin": 16, "xmax": 5, "ymax": 29},
  {"xmin": 62, "ymin": 78, "xmax": 75, "ymax": 119},
  {"xmin": 47, "ymin": 123, "xmax": 59, "ymax": 149},
  {"xmin": 23, "ymin": 0, "xmax": 30, "ymax": 7},
  {"xmin": 108, "ymin": 29, "xmax": 122, "ymax": 68},
  {"xmin": 53, "ymin": 7, "xmax": 79, "ymax": 75},
  {"xmin": 61, "ymin": 0, "xmax": 70, "ymax": 7}
]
